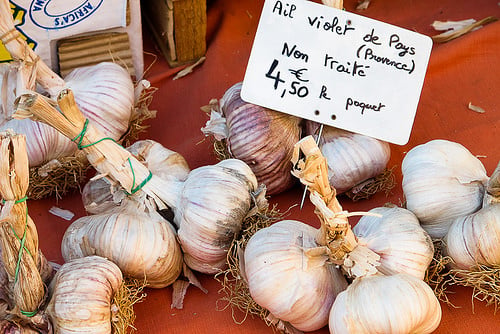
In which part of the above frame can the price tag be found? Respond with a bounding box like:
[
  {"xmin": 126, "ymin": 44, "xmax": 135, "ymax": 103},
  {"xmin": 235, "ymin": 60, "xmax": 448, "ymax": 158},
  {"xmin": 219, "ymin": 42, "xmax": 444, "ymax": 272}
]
[{"xmin": 241, "ymin": 0, "xmax": 433, "ymax": 145}]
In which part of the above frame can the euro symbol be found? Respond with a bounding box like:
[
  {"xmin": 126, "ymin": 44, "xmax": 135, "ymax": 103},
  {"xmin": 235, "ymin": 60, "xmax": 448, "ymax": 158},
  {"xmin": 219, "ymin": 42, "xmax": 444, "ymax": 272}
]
[{"xmin": 288, "ymin": 68, "xmax": 309, "ymax": 82}]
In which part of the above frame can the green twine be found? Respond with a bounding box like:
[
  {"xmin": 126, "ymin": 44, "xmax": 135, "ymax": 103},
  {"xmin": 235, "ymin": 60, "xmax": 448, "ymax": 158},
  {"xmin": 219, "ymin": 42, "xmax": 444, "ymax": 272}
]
[
  {"xmin": 71, "ymin": 118, "xmax": 152, "ymax": 195},
  {"xmin": 3, "ymin": 196, "xmax": 38, "ymax": 317}
]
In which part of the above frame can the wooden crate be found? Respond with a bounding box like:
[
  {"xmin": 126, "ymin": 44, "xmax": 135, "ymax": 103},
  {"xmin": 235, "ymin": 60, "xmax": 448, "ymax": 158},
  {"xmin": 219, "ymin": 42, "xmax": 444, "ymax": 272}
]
[{"xmin": 142, "ymin": 0, "xmax": 206, "ymax": 67}]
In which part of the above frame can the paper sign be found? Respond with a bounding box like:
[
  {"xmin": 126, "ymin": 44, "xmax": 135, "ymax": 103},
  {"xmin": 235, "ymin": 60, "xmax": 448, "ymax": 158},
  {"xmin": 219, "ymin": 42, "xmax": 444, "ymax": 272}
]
[{"xmin": 241, "ymin": 0, "xmax": 433, "ymax": 145}]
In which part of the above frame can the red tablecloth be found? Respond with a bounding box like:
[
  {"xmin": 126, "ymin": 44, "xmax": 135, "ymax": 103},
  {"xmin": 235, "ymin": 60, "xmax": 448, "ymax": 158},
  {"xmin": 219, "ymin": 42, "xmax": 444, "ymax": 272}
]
[{"xmin": 34, "ymin": 0, "xmax": 500, "ymax": 333}]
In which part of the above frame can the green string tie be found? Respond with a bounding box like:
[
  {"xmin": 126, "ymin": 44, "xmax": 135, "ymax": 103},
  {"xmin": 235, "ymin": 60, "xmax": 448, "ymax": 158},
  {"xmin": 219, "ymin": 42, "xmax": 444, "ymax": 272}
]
[{"xmin": 71, "ymin": 119, "xmax": 153, "ymax": 195}]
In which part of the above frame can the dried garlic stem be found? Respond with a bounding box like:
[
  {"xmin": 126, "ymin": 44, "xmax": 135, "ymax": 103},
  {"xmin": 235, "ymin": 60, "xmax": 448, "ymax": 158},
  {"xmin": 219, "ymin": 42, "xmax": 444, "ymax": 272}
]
[
  {"xmin": 0, "ymin": 132, "xmax": 45, "ymax": 317},
  {"xmin": 13, "ymin": 90, "xmax": 179, "ymax": 210},
  {"xmin": 291, "ymin": 136, "xmax": 380, "ymax": 277},
  {"xmin": 0, "ymin": 0, "xmax": 64, "ymax": 95},
  {"xmin": 431, "ymin": 16, "xmax": 498, "ymax": 43}
]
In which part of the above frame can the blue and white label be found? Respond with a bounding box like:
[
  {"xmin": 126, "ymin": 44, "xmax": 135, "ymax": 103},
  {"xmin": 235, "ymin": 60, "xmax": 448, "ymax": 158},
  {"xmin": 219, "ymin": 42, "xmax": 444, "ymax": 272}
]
[
  {"xmin": 241, "ymin": 0, "xmax": 433, "ymax": 145},
  {"xmin": 29, "ymin": 0, "xmax": 104, "ymax": 29}
]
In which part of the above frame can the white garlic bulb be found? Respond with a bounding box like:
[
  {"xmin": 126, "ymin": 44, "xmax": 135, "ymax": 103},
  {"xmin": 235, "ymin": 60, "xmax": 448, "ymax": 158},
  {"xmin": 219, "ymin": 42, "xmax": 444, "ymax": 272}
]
[
  {"xmin": 61, "ymin": 200, "xmax": 183, "ymax": 288},
  {"xmin": 244, "ymin": 220, "xmax": 348, "ymax": 332},
  {"xmin": 306, "ymin": 122, "xmax": 391, "ymax": 194},
  {"xmin": 329, "ymin": 273, "xmax": 441, "ymax": 334},
  {"xmin": 82, "ymin": 139, "xmax": 190, "ymax": 214},
  {"xmin": 175, "ymin": 158, "xmax": 264, "ymax": 274},
  {"xmin": 353, "ymin": 206, "xmax": 434, "ymax": 279},
  {"xmin": 47, "ymin": 256, "xmax": 123, "ymax": 334},
  {"xmin": 0, "ymin": 62, "xmax": 134, "ymax": 167},
  {"xmin": 202, "ymin": 82, "xmax": 302, "ymax": 195},
  {"xmin": 444, "ymin": 203, "xmax": 500, "ymax": 270},
  {"xmin": 402, "ymin": 139, "xmax": 488, "ymax": 238}
]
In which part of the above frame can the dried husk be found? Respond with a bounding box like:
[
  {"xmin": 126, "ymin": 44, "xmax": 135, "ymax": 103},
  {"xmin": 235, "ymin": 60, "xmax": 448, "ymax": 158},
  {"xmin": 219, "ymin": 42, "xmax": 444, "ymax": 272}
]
[
  {"xmin": 0, "ymin": 131, "xmax": 53, "ymax": 331},
  {"xmin": 202, "ymin": 82, "xmax": 302, "ymax": 195}
]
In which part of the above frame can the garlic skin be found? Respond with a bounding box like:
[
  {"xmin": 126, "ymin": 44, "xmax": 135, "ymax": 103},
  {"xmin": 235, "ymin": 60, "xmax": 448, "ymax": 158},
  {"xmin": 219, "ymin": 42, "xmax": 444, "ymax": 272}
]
[
  {"xmin": 0, "ymin": 62, "xmax": 134, "ymax": 167},
  {"xmin": 176, "ymin": 159, "xmax": 262, "ymax": 274},
  {"xmin": 61, "ymin": 201, "xmax": 183, "ymax": 288},
  {"xmin": 402, "ymin": 139, "xmax": 488, "ymax": 238},
  {"xmin": 64, "ymin": 63, "xmax": 134, "ymax": 140},
  {"xmin": 202, "ymin": 82, "xmax": 302, "ymax": 195},
  {"xmin": 353, "ymin": 206, "xmax": 434, "ymax": 280},
  {"xmin": 82, "ymin": 139, "xmax": 190, "ymax": 214},
  {"xmin": 329, "ymin": 273, "xmax": 441, "ymax": 334},
  {"xmin": 444, "ymin": 204, "xmax": 500, "ymax": 269},
  {"xmin": 244, "ymin": 220, "xmax": 348, "ymax": 332},
  {"xmin": 47, "ymin": 256, "xmax": 122, "ymax": 334},
  {"xmin": 306, "ymin": 122, "xmax": 391, "ymax": 193}
]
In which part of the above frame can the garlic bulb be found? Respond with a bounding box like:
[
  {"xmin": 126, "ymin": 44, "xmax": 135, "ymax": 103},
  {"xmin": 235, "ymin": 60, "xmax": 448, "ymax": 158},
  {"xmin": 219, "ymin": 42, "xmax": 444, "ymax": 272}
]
[
  {"xmin": 353, "ymin": 206, "xmax": 434, "ymax": 279},
  {"xmin": 306, "ymin": 122, "xmax": 391, "ymax": 194},
  {"xmin": 82, "ymin": 139, "xmax": 190, "ymax": 214},
  {"xmin": 244, "ymin": 220, "xmax": 348, "ymax": 332},
  {"xmin": 0, "ymin": 2, "xmax": 135, "ymax": 167},
  {"xmin": 0, "ymin": 62, "xmax": 134, "ymax": 167},
  {"xmin": 61, "ymin": 200, "xmax": 183, "ymax": 288},
  {"xmin": 329, "ymin": 273, "xmax": 442, "ymax": 334},
  {"xmin": 47, "ymin": 256, "xmax": 123, "ymax": 334},
  {"xmin": 14, "ymin": 90, "xmax": 267, "ymax": 276},
  {"xmin": 402, "ymin": 139, "xmax": 488, "ymax": 238},
  {"xmin": 176, "ymin": 158, "xmax": 264, "ymax": 274},
  {"xmin": 444, "ymin": 204, "xmax": 500, "ymax": 269},
  {"xmin": 202, "ymin": 82, "xmax": 302, "ymax": 195}
]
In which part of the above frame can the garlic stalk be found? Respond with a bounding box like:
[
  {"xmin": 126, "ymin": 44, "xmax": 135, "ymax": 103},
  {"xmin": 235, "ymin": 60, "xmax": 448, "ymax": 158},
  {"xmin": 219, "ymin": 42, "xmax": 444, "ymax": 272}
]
[
  {"xmin": 14, "ymin": 90, "xmax": 267, "ymax": 275},
  {"xmin": 61, "ymin": 198, "xmax": 183, "ymax": 288},
  {"xmin": 444, "ymin": 162, "xmax": 500, "ymax": 269},
  {"xmin": 353, "ymin": 205, "xmax": 434, "ymax": 279},
  {"xmin": 82, "ymin": 139, "xmax": 190, "ymax": 214},
  {"xmin": 0, "ymin": 131, "xmax": 53, "ymax": 331},
  {"xmin": 306, "ymin": 122, "xmax": 391, "ymax": 197},
  {"xmin": 202, "ymin": 82, "xmax": 302, "ymax": 195},
  {"xmin": 402, "ymin": 139, "xmax": 488, "ymax": 238},
  {"xmin": 329, "ymin": 273, "xmax": 442, "ymax": 334},
  {"xmin": 47, "ymin": 256, "xmax": 124, "ymax": 334},
  {"xmin": 0, "ymin": 0, "xmax": 135, "ymax": 167}
]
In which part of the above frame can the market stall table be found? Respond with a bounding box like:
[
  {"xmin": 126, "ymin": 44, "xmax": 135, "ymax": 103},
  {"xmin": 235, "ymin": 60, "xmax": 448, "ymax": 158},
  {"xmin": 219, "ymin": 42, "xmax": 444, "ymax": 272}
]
[{"xmin": 32, "ymin": 0, "xmax": 500, "ymax": 333}]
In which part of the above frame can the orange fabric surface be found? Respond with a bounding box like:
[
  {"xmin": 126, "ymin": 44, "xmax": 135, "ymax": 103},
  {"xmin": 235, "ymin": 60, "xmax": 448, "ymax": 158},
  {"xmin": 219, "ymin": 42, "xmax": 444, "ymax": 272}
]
[{"xmin": 33, "ymin": 0, "xmax": 500, "ymax": 333}]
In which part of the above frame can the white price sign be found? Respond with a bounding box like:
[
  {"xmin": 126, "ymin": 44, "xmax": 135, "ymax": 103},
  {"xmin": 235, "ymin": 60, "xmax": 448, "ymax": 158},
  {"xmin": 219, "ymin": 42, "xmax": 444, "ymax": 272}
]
[{"xmin": 241, "ymin": 0, "xmax": 433, "ymax": 145}]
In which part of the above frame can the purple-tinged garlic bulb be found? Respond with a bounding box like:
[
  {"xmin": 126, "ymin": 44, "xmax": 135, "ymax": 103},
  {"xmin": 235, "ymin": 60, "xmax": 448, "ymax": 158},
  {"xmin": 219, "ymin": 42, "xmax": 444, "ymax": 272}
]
[{"xmin": 202, "ymin": 82, "xmax": 302, "ymax": 195}]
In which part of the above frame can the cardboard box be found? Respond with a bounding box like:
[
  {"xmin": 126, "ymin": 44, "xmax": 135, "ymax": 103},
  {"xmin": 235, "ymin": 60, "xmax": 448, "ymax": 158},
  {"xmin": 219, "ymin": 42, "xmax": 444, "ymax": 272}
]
[
  {"xmin": 0, "ymin": 0, "xmax": 144, "ymax": 79},
  {"xmin": 142, "ymin": 0, "xmax": 206, "ymax": 67}
]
